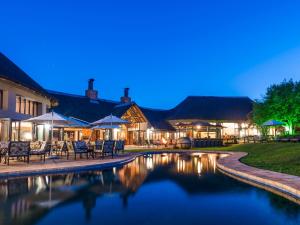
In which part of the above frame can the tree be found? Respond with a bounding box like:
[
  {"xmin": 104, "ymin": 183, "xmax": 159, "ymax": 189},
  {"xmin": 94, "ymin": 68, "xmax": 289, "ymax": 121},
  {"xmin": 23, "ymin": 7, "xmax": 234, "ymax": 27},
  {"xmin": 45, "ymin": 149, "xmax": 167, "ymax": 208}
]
[{"xmin": 252, "ymin": 79, "xmax": 300, "ymax": 135}]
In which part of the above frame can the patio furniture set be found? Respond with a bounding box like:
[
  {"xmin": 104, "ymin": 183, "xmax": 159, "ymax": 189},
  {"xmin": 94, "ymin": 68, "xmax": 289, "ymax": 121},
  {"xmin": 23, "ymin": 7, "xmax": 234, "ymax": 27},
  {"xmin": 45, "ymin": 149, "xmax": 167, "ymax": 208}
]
[
  {"xmin": 242, "ymin": 135, "xmax": 300, "ymax": 144},
  {"xmin": 0, "ymin": 140, "xmax": 125, "ymax": 165}
]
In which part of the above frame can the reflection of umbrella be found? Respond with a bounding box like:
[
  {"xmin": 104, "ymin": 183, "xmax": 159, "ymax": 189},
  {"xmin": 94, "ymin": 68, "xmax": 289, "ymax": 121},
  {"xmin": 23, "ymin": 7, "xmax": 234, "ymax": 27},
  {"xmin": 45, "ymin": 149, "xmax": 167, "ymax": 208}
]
[{"xmin": 262, "ymin": 120, "xmax": 285, "ymax": 126}]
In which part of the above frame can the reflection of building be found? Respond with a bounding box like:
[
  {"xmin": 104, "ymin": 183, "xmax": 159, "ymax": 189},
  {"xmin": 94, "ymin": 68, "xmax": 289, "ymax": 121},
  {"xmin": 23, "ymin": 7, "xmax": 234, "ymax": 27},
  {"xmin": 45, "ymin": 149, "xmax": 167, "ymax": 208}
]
[
  {"xmin": 0, "ymin": 53, "xmax": 56, "ymax": 141},
  {"xmin": 118, "ymin": 157, "xmax": 149, "ymax": 191},
  {"xmin": 0, "ymin": 153, "xmax": 238, "ymax": 225}
]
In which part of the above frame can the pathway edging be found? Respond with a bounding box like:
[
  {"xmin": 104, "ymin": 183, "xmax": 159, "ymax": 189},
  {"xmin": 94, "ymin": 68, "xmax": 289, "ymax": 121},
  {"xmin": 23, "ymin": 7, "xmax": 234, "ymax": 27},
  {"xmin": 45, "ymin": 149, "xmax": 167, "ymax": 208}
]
[{"xmin": 217, "ymin": 152, "xmax": 300, "ymax": 201}]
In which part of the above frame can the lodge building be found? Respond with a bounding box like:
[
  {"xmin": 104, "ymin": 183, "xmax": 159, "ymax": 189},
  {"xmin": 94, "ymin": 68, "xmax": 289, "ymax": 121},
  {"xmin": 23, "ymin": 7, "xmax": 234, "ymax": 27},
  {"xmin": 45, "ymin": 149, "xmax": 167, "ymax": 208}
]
[
  {"xmin": 0, "ymin": 52, "xmax": 258, "ymax": 144},
  {"xmin": 0, "ymin": 53, "xmax": 56, "ymax": 141}
]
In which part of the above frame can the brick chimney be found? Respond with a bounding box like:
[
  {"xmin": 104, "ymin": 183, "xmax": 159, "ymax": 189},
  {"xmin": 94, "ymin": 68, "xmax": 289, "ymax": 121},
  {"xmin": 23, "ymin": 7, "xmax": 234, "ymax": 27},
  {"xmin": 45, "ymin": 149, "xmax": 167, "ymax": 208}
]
[
  {"xmin": 120, "ymin": 88, "xmax": 131, "ymax": 103},
  {"xmin": 85, "ymin": 78, "xmax": 98, "ymax": 99}
]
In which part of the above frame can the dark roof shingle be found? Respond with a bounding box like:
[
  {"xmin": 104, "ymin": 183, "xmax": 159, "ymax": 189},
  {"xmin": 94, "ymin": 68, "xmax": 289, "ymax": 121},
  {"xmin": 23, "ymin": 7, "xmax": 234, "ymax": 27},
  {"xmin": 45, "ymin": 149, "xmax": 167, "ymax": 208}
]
[
  {"xmin": 48, "ymin": 90, "xmax": 119, "ymax": 123},
  {"xmin": 168, "ymin": 96, "xmax": 253, "ymax": 121},
  {"xmin": 139, "ymin": 107, "xmax": 175, "ymax": 131}
]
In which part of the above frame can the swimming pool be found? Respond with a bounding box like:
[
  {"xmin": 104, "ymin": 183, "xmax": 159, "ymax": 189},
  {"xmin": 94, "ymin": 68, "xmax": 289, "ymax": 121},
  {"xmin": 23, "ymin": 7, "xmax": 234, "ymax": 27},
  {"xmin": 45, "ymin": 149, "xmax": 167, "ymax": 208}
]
[{"xmin": 0, "ymin": 153, "xmax": 300, "ymax": 225}]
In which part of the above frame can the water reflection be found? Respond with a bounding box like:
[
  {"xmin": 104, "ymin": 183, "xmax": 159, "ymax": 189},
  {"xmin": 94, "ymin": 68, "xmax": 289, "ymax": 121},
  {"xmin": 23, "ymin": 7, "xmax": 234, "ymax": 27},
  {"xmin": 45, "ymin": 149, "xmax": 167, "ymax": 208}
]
[{"xmin": 0, "ymin": 153, "xmax": 299, "ymax": 225}]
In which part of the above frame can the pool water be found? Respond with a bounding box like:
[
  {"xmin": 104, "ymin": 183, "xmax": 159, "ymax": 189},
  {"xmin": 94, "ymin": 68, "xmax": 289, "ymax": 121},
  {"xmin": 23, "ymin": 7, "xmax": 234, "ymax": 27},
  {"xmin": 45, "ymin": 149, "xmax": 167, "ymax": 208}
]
[{"xmin": 0, "ymin": 153, "xmax": 300, "ymax": 225}]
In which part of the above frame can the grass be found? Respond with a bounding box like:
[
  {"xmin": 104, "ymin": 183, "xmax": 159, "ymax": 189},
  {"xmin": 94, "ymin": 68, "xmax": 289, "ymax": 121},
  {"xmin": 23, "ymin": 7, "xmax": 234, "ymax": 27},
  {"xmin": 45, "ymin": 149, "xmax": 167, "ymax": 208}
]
[{"xmin": 126, "ymin": 143, "xmax": 300, "ymax": 176}]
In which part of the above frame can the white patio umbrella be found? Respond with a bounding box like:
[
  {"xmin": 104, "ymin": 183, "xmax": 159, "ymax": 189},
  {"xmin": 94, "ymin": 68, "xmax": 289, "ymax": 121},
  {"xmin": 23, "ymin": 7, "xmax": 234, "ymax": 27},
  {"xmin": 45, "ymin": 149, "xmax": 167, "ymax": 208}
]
[
  {"xmin": 25, "ymin": 111, "xmax": 71, "ymax": 155},
  {"xmin": 92, "ymin": 124, "xmax": 120, "ymax": 129},
  {"xmin": 91, "ymin": 114, "xmax": 128, "ymax": 140},
  {"xmin": 91, "ymin": 114, "xmax": 129, "ymax": 126}
]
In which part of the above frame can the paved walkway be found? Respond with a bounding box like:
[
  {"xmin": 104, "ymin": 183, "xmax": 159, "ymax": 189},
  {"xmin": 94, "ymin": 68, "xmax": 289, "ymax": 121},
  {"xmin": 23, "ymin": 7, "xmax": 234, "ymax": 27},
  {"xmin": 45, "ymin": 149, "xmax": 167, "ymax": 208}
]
[
  {"xmin": 217, "ymin": 152, "xmax": 300, "ymax": 202},
  {"xmin": 0, "ymin": 154, "xmax": 138, "ymax": 178}
]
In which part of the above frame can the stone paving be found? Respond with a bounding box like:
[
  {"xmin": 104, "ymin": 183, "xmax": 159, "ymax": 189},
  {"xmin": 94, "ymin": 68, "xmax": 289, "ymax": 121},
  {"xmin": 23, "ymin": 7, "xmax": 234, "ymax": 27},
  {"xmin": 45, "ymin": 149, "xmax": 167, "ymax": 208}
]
[
  {"xmin": 0, "ymin": 153, "xmax": 138, "ymax": 178},
  {"xmin": 217, "ymin": 152, "xmax": 300, "ymax": 200}
]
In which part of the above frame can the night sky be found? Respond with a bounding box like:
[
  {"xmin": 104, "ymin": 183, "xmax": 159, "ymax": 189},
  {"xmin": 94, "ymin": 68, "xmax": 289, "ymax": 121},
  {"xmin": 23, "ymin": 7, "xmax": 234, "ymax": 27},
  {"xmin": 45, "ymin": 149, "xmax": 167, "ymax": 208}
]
[{"xmin": 1, "ymin": 0, "xmax": 300, "ymax": 109}]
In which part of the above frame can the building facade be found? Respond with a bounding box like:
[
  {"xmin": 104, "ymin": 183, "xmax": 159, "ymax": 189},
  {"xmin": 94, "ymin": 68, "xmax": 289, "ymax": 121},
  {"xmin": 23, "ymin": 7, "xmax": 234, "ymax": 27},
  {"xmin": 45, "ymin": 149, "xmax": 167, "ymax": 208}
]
[
  {"xmin": 0, "ymin": 53, "xmax": 55, "ymax": 141},
  {"xmin": 50, "ymin": 80, "xmax": 257, "ymax": 144},
  {"xmin": 0, "ymin": 52, "xmax": 257, "ymax": 144}
]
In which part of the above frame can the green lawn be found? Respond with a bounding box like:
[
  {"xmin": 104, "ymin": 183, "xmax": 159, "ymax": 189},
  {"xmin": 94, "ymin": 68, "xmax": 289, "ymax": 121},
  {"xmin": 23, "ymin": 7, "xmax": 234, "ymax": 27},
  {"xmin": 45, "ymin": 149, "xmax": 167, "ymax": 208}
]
[{"xmin": 126, "ymin": 143, "xmax": 300, "ymax": 176}]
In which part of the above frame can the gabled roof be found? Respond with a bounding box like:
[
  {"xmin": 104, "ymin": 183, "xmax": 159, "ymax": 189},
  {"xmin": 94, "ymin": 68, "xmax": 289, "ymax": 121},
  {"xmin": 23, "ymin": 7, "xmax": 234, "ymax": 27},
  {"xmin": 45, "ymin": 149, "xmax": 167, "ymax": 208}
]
[
  {"xmin": 112, "ymin": 102, "xmax": 134, "ymax": 118},
  {"xmin": 0, "ymin": 52, "xmax": 53, "ymax": 100},
  {"xmin": 48, "ymin": 90, "xmax": 119, "ymax": 123},
  {"xmin": 113, "ymin": 102, "xmax": 175, "ymax": 131},
  {"xmin": 168, "ymin": 96, "xmax": 253, "ymax": 121},
  {"xmin": 139, "ymin": 107, "xmax": 175, "ymax": 131}
]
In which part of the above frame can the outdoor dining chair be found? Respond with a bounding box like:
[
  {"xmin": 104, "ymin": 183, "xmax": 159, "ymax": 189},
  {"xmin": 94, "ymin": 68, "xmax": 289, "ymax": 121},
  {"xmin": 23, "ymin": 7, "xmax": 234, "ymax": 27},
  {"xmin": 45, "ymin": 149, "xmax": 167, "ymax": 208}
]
[
  {"xmin": 55, "ymin": 141, "xmax": 69, "ymax": 159},
  {"xmin": 72, "ymin": 141, "xmax": 89, "ymax": 160},
  {"xmin": 6, "ymin": 141, "xmax": 30, "ymax": 165},
  {"xmin": 0, "ymin": 141, "xmax": 9, "ymax": 163},
  {"xmin": 114, "ymin": 140, "xmax": 125, "ymax": 154},
  {"xmin": 92, "ymin": 140, "xmax": 104, "ymax": 158},
  {"xmin": 30, "ymin": 141, "xmax": 51, "ymax": 162},
  {"xmin": 102, "ymin": 140, "xmax": 115, "ymax": 158}
]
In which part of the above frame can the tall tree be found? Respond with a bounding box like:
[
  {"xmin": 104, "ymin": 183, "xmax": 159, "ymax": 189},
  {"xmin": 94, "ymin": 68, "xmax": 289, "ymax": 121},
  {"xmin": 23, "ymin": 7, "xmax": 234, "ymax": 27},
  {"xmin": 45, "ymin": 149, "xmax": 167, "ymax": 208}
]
[{"xmin": 253, "ymin": 79, "xmax": 300, "ymax": 135}]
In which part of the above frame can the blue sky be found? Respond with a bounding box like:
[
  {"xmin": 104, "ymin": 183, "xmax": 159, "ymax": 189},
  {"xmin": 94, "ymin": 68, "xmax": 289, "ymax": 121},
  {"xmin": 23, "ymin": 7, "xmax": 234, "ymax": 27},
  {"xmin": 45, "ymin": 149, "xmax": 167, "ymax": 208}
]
[{"xmin": 1, "ymin": 0, "xmax": 300, "ymax": 108}]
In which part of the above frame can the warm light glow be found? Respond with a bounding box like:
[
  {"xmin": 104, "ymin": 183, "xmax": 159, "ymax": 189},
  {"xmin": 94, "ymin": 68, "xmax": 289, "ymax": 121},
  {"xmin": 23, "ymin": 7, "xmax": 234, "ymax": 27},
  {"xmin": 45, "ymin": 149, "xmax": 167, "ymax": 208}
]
[
  {"xmin": 197, "ymin": 161, "xmax": 202, "ymax": 175},
  {"xmin": 23, "ymin": 132, "xmax": 32, "ymax": 140},
  {"xmin": 146, "ymin": 157, "xmax": 153, "ymax": 170}
]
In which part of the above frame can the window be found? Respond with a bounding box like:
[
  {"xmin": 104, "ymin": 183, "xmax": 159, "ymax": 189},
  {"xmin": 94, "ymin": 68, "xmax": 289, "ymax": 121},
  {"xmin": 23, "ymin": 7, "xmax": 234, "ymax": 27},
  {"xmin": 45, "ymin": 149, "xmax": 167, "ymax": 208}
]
[
  {"xmin": 16, "ymin": 95, "xmax": 21, "ymax": 113},
  {"xmin": 16, "ymin": 95, "xmax": 42, "ymax": 116}
]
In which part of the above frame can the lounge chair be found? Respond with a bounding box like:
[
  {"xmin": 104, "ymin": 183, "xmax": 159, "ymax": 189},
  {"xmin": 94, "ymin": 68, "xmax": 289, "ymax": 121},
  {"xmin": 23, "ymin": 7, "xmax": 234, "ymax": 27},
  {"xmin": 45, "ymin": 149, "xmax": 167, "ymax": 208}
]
[
  {"xmin": 6, "ymin": 141, "xmax": 30, "ymax": 165},
  {"xmin": 72, "ymin": 141, "xmax": 89, "ymax": 160},
  {"xmin": 102, "ymin": 140, "xmax": 115, "ymax": 158}
]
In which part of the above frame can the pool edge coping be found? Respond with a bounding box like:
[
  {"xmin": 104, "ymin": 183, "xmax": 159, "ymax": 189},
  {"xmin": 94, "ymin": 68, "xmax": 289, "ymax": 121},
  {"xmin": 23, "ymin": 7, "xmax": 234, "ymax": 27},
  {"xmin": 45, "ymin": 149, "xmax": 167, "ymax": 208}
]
[{"xmin": 216, "ymin": 152, "xmax": 300, "ymax": 203}]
